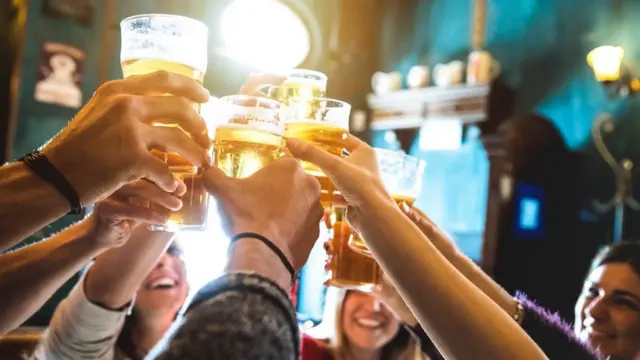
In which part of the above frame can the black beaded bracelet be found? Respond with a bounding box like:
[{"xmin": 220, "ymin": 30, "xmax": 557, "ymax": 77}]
[
  {"xmin": 230, "ymin": 232, "xmax": 296, "ymax": 283},
  {"xmin": 20, "ymin": 150, "xmax": 83, "ymax": 215}
]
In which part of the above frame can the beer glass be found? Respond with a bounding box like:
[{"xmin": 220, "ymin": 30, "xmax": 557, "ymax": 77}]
[
  {"xmin": 349, "ymin": 149, "xmax": 426, "ymax": 257},
  {"xmin": 120, "ymin": 14, "xmax": 210, "ymax": 232},
  {"xmin": 285, "ymin": 97, "xmax": 351, "ymax": 209},
  {"xmin": 325, "ymin": 207, "xmax": 383, "ymax": 290},
  {"xmin": 265, "ymin": 69, "xmax": 327, "ymax": 105},
  {"xmin": 214, "ymin": 95, "xmax": 285, "ymax": 178}
]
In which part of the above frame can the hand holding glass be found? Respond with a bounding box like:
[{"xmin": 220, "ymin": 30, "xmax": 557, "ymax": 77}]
[
  {"xmin": 349, "ymin": 149, "xmax": 426, "ymax": 257},
  {"xmin": 120, "ymin": 14, "xmax": 210, "ymax": 231}
]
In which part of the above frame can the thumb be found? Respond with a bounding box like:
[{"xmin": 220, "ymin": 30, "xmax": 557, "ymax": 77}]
[{"xmin": 203, "ymin": 166, "xmax": 233, "ymax": 196}]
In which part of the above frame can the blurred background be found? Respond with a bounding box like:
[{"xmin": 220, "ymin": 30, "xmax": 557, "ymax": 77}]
[{"xmin": 3, "ymin": 0, "xmax": 640, "ymax": 330}]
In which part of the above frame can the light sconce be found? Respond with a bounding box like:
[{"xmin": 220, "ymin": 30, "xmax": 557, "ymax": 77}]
[{"xmin": 587, "ymin": 46, "xmax": 640, "ymax": 97}]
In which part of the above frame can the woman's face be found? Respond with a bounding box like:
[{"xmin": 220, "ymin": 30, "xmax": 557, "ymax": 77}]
[
  {"xmin": 341, "ymin": 291, "xmax": 400, "ymax": 352},
  {"xmin": 135, "ymin": 250, "xmax": 188, "ymax": 316},
  {"xmin": 575, "ymin": 263, "xmax": 640, "ymax": 360}
]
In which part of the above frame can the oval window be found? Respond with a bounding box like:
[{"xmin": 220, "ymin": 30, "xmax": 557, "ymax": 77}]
[{"xmin": 219, "ymin": 0, "xmax": 311, "ymax": 71}]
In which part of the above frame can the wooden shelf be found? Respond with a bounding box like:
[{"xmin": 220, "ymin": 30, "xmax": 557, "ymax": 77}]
[{"xmin": 366, "ymin": 84, "xmax": 491, "ymax": 130}]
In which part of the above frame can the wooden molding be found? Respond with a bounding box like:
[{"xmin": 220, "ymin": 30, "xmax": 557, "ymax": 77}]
[{"xmin": 366, "ymin": 85, "xmax": 490, "ymax": 130}]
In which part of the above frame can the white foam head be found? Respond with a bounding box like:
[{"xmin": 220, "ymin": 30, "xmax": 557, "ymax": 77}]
[{"xmin": 120, "ymin": 14, "xmax": 208, "ymax": 72}]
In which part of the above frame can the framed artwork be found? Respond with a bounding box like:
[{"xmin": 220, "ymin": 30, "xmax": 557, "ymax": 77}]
[{"xmin": 34, "ymin": 42, "xmax": 84, "ymax": 108}]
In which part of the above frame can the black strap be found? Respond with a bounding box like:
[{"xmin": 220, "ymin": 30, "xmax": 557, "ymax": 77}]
[
  {"xmin": 231, "ymin": 232, "xmax": 296, "ymax": 283},
  {"xmin": 20, "ymin": 150, "xmax": 83, "ymax": 215}
]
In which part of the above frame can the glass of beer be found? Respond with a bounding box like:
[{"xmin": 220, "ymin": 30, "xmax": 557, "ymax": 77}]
[
  {"xmin": 348, "ymin": 149, "xmax": 426, "ymax": 257},
  {"xmin": 265, "ymin": 69, "xmax": 327, "ymax": 105},
  {"xmin": 120, "ymin": 14, "xmax": 210, "ymax": 232},
  {"xmin": 285, "ymin": 97, "xmax": 351, "ymax": 209},
  {"xmin": 213, "ymin": 95, "xmax": 285, "ymax": 178},
  {"xmin": 325, "ymin": 207, "xmax": 383, "ymax": 291}
]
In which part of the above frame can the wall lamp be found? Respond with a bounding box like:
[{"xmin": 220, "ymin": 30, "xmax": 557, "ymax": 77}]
[{"xmin": 587, "ymin": 46, "xmax": 640, "ymax": 97}]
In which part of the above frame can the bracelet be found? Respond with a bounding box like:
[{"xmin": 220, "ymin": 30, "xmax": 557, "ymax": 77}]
[
  {"xmin": 512, "ymin": 298, "xmax": 525, "ymax": 325},
  {"xmin": 20, "ymin": 150, "xmax": 83, "ymax": 215},
  {"xmin": 230, "ymin": 232, "xmax": 296, "ymax": 283}
]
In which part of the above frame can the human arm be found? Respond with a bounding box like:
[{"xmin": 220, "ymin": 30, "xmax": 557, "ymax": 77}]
[
  {"xmin": 0, "ymin": 71, "xmax": 210, "ymax": 252},
  {"xmin": 30, "ymin": 179, "xmax": 183, "ymax": 359},
  {"xmin": 0, "ymin": 161, "xmax": 74, "ymax": 252},
  {"xmin": 155, "ymin": 240, "xmax": 300, "ymax": 360},
  {"xmin": 0, "ymin": 218, "xmax": 107, "ymax": 335},
  {"xmin": 287, "ymin": 137, "xmax": 549, "ymax": 360},
  {"xmin": 149, "ymin": 158, "xmax": 323, "ymax": 360},
  {"xmin": 403, "ymin": 206, "xmax": 602, "ymax": 359}
]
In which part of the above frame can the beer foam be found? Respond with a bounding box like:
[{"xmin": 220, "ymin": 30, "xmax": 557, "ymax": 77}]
[
  {"xmin": 283, "ymin": 78, "xmax": 327, "ymax": 86},
  {"xmin": 120, "ymin": 15, "xmax": 208, "ymax": 72},
  {"xmin": 284, "ymin": 119, "xmax": 349, "ymax": 131},
  {"xmin": 215, "ymin": 123, "xmax": 284, "ymax": 137}
]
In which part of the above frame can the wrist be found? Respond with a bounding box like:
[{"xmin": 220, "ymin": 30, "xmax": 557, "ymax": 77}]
[
  {"xmin": 349, "ymin": 192, "xmax": 398, "ymax": 233},
  {"xmin": 231, "ymin": 223, "xmax": 293, "ymax": 265},
  {"xmin": 12, "ymin": 161, "xmax": 70, "ymax": 213},
  {"xmin": 226, "ymin": 237, "xmax": 291, "ymax": 291},
  {"xmin": 41, "ymin": 143, "xmax": 95, "ymax": 206}
]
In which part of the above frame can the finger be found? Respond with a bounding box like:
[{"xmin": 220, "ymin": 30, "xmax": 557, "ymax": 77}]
[
  {"xmin": 145, "ymin": 125, "xmax": 210, "ymax": 167},
  {"xmin": 140, "ymin": 155, "xmax": 180, "ymax": 193},
  {"xmin": 105, "ymin": 70, "xmax": 209, "ymax": 103},
  {"xmin": 342, "ymin": 134, "xmax": 370, "ymax": 154},
  {"xmin": 239, "ymin": 73, "xmax": 286, "ymax": 96},
  {"xmin": 95, "ymin": 198, "xmax": 169, "ymax": 225},
  {"xmin": 202, "ymin": 166, "xmax": 232, "ymax": 196},
  {"xmin": 173, "ymin": 178, "xmax": 188, "ymax": 197},
  {"xmin": 135, "ymin": 96, "xmax": 210, "ymax": 148},
  {"xmin": 286, "ymin": 138, "xmax": 344, "ymax": 177},
  {"xmin": 115, "ymin": 180, "xmax": 184, "ymax": 211}
]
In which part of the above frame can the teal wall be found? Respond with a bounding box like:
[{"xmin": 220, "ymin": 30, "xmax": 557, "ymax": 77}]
[
  {"xmin": 11, "ymin": 0, "xmax": 107, "ymax": 325},
  {"xmin": 374, "ymin": 0, "xmax": 640, "ymax": 261}
]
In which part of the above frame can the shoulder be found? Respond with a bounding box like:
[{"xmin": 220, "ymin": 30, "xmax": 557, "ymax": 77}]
[{"xmin": 300, "ymin": 334, "xmax": 333, "ymax": 360}]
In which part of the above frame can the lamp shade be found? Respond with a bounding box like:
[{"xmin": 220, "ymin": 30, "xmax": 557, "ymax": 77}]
[{"xmin": 587, "ymin": 46, "xmax": 624, "ymax": 82}]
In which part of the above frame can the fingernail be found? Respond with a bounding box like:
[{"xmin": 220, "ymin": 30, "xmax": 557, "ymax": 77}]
[
  {"xmin": 171, "ymin": 177, "xmax": 180, "ymax": 191},
  {"xmin": 173, "ymin": 199, "xmax": 183, "ymax": 211}
]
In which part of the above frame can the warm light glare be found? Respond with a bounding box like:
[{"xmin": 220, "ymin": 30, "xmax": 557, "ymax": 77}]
[
  {"xmin": 587, "ymin": 46, "xmax": 624, "ymax": 82},
  {"xmin": 219, "ymin": 0, "xmax": 311, "ymax": 71}
]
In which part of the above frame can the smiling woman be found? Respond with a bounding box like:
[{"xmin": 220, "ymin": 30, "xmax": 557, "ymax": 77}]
[
  {"xmin": 218, "ymin": 0, "xmax": 316, "ymax": 71},
  {"xmin": 574, "ymin": 241, "xmax": 640, "ymax": 360}
]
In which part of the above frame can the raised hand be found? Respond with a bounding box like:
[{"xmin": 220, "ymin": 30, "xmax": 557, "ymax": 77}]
[
  {"xmin": 203, "ymin": 158, "xmax": 323, "ymax": 271},
  {"xmin": 41, "ymin": 70, "xmax": 211, "ymax": 206},
  {"xmin": 88, "ymin": 179, "xmax": 185, "ymax": 249}
]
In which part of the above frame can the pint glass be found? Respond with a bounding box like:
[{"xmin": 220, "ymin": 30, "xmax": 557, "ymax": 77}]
[
  {"xmin": 325, "ymin": 207, "xmax": 383, "ymax": 291},
  {"xmin": 265, "ymin": 69, "xmax": 327, "ymax": 105},
  {"xmin": 120, "ymin": 14, "xmax": 210, "ymax": 232},
  {"xmin": 214, "ymin": 95, "xmax": 285, "ymax": 178},
  {"xmin": 285, "ymin": 97, "xmax": 351, "ymax": 209},
  {"xmin": 349, "ymin": 149, "xmax": 426, "ymax": 256}
]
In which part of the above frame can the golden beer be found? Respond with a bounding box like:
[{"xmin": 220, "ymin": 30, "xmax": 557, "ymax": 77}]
[
  {"xmin": 325, "ymin": 207, "xmax": 383, "ymax": 290},
  {"xmin": 121, "ymin": 14, "xmax": 209, "ymax": 231},
  {"xmin": 214, "ymin": 124, "xmax": 284, "ymax": 178},
  {"xmin": 285, "ymin": 120, "xmax": 348, "ymax": 209},
  {"xmin": 122, "ymin": 58, "xmax": 204, "ymax": 82},
  {"xmin": 267, "ymin": 81, "xmax": 326, "ymax": 105},
  {"xmin": 349, "ymin": 195, "xmax": 416, "ymax": 257},
  {"xmin": 266, "ymin": 69, "xmax": 327, "ymax": 105},
  {"xmin": 213, "ymin": 95, "xmax": 285, "ymax": 179}
]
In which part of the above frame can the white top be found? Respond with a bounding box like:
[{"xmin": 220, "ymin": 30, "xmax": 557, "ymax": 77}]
[{"xmin": 32, "ymin": 276, "xmax": 130, "ymax": 360}]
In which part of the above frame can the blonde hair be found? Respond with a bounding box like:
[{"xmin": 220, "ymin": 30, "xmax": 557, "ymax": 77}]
[{"xmin": 315, "ymin": 288, "xmax": 425, "ymax": 360}]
